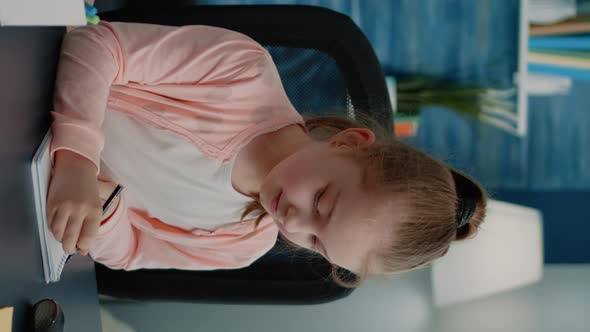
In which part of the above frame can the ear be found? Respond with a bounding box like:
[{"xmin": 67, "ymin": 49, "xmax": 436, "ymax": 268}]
[{"xmin": 329, "ymin": 128, "xmax": 376, "ymax": 149}]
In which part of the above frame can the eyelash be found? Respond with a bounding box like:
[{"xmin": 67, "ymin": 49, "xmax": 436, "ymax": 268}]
[
  {"xmin": 311, "ymin": 235, "xmax": 319, "ymax": 251},
  {"xmin": 313, "ymin": 187, "xmax": 326, "ymax": 216},
  {"xmin": 312, "ymin": 187, "xmax": 327, "ymax": 254}
]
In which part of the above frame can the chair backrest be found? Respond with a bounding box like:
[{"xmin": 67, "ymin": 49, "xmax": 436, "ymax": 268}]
[{"xmin": 96, "ymin": 4, "xmax": 394, "ymax": 305}]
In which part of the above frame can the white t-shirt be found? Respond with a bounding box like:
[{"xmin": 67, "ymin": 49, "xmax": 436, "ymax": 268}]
[{"xmin": 99, "ymin": 110, "xmax": 253, "ymax": 231}]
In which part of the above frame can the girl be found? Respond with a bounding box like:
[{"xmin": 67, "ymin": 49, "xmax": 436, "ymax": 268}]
[{"xmin": 47, "ymin": 21, "xmax": 487, "ymax": 288}]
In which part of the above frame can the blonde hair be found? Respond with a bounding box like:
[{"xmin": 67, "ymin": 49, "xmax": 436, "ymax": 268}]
[{"xmin": 240, "ymin": 113, "xmax": 487, "ymax": 288}]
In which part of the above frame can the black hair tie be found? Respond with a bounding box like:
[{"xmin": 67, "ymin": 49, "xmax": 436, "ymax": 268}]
[
  {"xmin": 456, "ymin": 196, "xmax": 476, "ymax": 229},
  {"xmin": 451, "ymin": 169, "xmax": 479, "ymax": 230}
]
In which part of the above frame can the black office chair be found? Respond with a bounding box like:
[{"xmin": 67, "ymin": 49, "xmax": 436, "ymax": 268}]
[{"xmin": 96, "ymin": 4, "xmax": 394, "ymax": 305}]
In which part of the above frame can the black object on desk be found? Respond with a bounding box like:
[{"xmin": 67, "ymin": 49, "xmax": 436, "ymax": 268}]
[
  {"xmin": 0, "ymin": 26, "xmax": 102, "ymax": 332},
  {"xmin": 32, "ymin": 299, "xmax": 64, "ymax": 332}
]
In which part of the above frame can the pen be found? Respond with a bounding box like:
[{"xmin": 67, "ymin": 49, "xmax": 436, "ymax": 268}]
[
  {"xmin": 67, "ymin": 184, "xmax": 124, "ymax": 260},
  {"xmin": 102, "ymin": 184, "xmax": 124, "ymax": 214}
]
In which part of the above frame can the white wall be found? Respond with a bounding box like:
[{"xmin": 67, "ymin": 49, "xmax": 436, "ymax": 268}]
[
  {"xmin": 434, "ymin": 264, "xmax": 590, "ymax": 332},
  {"xmin": 101, "ymin": 268, "xmax": 434, "ymax": 332}
]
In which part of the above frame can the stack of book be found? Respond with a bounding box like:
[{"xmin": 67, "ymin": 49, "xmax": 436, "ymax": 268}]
[{"xmin": 528, "ymin": 15, "xmax": 590, "ymax": 80}]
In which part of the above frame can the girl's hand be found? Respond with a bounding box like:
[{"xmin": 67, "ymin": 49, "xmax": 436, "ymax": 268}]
[{"xmin": 47, "ymin": 150, "xmax": 102, "ymax": 255}]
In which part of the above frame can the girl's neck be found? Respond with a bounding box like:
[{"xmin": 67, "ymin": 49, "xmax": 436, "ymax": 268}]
[{"xmin": 231, "ymin": 123, "xmax": 311, "ymax": 197}]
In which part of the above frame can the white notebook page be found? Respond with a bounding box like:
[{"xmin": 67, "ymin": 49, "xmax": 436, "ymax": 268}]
[{"xmin": 31, "ymin": 130, "xmax": 68, "ymax": 283}]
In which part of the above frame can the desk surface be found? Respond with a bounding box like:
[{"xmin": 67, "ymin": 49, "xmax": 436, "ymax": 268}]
[{"xmin": 0, "ymin": 26, "xmax": 102, "ymax": 332}]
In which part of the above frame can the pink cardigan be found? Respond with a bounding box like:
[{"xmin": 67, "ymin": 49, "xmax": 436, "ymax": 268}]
[{"xmin": 51, "ymin": 21, "xmax": 304, "ymax": 271}]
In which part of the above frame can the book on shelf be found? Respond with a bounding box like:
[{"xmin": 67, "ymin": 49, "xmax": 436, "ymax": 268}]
[
  {"xmin": 530, "ymin": 15, "xmax": 590, "ymax": 36},
  {"xmin": 528, "ymin": 63, "xmax": 590, "ymax": 81},
  {"xmin": 529, "ymin": 35, "xmax": 590, "ymax": 51},
  {"xmin": 525, "ymin": 72, "xmax": 572, "ymax": 95},
  {"xmin": 528, "ymin": 34, "xmax": 590, "ymax": 81},
  {"xmin": 528, "ymin": 50, "xmax": 590, "ymax": 69},
  {"xmin": 530, "ymin": 48, "xmax": 590, "ymax": 60}
]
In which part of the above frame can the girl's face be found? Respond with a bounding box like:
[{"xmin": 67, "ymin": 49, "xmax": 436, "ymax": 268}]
[{"xmin": 259, "ymin": 128, "xmax": 398, "ymax": 275}]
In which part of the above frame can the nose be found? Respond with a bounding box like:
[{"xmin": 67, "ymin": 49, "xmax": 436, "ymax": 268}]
[{"xmin": 282, "ymin": 205, "xmax": 321, "ymax": 235}]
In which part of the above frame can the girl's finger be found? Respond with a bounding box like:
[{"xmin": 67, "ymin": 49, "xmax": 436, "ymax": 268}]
[
  {"xmin": 77, "ymin": 214, "xmax": 100, "ymax": 252},
  {"xmin": 50, "ymin": 208, "xmax": 69, "ymax": 242},
  {"xmin": 46, "ymin": 204, "xmax": 57, "ymax": 228},
  {"xmin": 61, "ymin": 214, "xmax": 85, "ymax": 254}
]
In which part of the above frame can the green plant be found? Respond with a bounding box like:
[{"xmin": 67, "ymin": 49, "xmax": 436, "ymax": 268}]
[{"xmin": 395, "ymin": 75, "xmax": 516, "ymax": 121}]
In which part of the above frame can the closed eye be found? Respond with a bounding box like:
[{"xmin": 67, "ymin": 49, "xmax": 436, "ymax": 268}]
[
  {"xmin": 313, "ymin": 187, "xmax": 327, "ymax": 217},
  {"xmin": 310, "ymin": 235, "xmax": 330, "ymax": 260},
  {"xmin": 310, "ymin": 235, "xmax": 319, "ymax": 252}
]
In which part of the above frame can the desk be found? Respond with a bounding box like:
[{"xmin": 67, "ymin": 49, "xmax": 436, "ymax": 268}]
[{"xmin": 0, "ymin": 26, "xmax": 102, "ymax": 332}]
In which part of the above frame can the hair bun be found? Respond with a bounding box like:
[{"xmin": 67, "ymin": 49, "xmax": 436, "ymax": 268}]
[{"xmin": 450, "ymin": 169, "xmax": 487, "ymax": 241}]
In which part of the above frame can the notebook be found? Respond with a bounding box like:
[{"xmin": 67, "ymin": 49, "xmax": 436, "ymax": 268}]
[
  {"xmin": 0, "ymin": 0, "xmax": 86, "ymax": 26},
  {"xmin": 31, "ymin": 130, "xmax": 68, "ymax": 284}
]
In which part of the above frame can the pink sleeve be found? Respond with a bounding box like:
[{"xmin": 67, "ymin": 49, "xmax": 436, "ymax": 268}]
[
  {"xmin": 89, "ymin": 192, "xmax": 278, "ymax": 271},
  {"xmin": 50, "ymin": 21, "xmax": 269, "ymax": 173}
]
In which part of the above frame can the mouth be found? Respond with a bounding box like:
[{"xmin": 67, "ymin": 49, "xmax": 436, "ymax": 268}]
[{"xmin": 271, "ymin": 189, "xmax": 282, "ymax": 215}]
